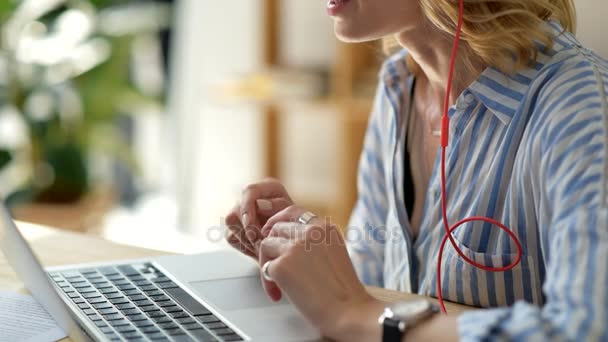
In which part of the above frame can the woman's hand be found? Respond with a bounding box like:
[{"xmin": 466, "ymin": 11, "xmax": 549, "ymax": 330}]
[
  {"xmin": 224, "ymin": 178, "xmax": 293, "ymax": 258},
  {"xmin": 258, "ymin": 205, "xmax": 385, "ymax": 341}
]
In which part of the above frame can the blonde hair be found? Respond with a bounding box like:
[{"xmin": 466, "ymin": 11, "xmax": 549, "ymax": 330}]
[{"xmin": 385, "ymin": 0, "xmax": 576, "ymax": 74}]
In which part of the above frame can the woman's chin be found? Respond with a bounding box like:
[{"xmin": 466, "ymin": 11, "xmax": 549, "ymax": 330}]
[{"xmin": 333, "ymin": 25, "xmax": 375, "ymax": 43}]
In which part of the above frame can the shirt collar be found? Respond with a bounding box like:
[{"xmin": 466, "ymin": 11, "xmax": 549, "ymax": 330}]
[{"xmin": 378, "ymin": 21, "xmax": 573, "ymax": 125}]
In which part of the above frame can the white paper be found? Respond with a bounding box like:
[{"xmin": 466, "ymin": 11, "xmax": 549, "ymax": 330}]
[{"xmin": 0, "ymin": 291, "xmax": 67, "ymax": 342}]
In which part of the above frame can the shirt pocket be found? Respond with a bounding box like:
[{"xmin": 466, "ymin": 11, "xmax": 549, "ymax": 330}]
[{"xmin": 437, "ymin": 238, "xmax": 542, "ymax": 308}]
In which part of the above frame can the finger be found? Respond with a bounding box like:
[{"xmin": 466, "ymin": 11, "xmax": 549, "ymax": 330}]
[
  {"xmin": 267, "ymin": 222, "xmax": 306, "ymax": 240},
  {"xmin": 262, "ymin": 205, "xmax": 307, "ymax": 235},
  {"xmin": 255, "ymin": 197, "xmax": 292, "ymax": 217},
  {"xmin": 224, "ymin": 205, "xmax": 256, "ymax": 256},
  {"xmin": 258, "ymin": 237, "xmax": 292, "ymax": 301},
  {"xmin": 240, "ymin": 179, "xmax": 288, "ymax": 243},
  {"xmin": 227, "ymin": 232, "xmax": 257, "ymax": 258}
]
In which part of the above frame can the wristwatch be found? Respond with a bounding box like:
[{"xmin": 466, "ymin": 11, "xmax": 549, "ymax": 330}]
[{"xmin": 378, "ymin": 299, "xmax": 439, "ymax": 342}]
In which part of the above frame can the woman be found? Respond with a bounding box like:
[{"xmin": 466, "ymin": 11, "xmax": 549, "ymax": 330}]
[{"xmin": 225, "ymin": 0, "xmax": 608, "ymax": 340}]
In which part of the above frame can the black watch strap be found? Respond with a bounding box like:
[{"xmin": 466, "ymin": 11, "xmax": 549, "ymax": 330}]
[{"xmin": 382, "ymin": 318, "xmax": 403, "ymax": 342}]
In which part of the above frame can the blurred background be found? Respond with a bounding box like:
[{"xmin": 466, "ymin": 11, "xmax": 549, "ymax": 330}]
[{"xmin": 0, "ymin": 0, "xmax": 606, "ymax": 254}]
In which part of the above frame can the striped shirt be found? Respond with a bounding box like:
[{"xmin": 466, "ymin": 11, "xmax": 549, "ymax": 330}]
[{"xmin": 346, "ymin": 21, "xmax": 608, "ymax": 340}]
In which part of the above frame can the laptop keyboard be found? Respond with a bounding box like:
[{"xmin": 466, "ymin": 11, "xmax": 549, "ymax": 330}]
[{"xmin": 49, "ymin": 263, "xmax": 244, "ymax": 342}]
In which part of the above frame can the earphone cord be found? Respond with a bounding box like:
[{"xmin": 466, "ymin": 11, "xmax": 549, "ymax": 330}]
[{"xmin": 436, "ymin": 0, "xmax": 523, "ymax": 314}]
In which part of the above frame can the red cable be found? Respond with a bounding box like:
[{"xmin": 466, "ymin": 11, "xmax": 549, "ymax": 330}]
[{"xmin": 436, "ymin": 0, "xmax": 523, "ymax": 314}]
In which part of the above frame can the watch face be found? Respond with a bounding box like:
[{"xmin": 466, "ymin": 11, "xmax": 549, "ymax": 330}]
[{"xmin": 389, "ymin": 299, "xmax": 432, "ymax": 320}]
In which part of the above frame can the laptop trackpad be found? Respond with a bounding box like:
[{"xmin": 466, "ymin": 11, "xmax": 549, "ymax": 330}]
[{"xmin": 189, "ymin": 276, "xmax": 288, "ymax": 311}]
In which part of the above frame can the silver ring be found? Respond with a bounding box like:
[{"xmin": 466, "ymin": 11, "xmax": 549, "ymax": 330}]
[
  {"xmin": 297, "ymin": 211, "xmax": 317, "ymax": 225},
  {"xmin": 262, "ymin": 260, "xmax": 273, "ymax": 281}
]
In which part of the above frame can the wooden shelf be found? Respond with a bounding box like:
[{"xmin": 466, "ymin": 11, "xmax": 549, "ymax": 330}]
[{"xmin": 261, "ymin": 0, "xmax": 381, "ymax": 228}]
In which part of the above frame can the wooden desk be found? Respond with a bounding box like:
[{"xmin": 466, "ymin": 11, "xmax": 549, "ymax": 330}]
[{"xmin": 0, "ymin": 222, "xmax": 471, "ymax": 341}]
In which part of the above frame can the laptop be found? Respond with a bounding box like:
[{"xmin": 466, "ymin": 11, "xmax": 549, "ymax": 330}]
[{"xmin": 0, "ymin": 204, "xmax": 320, "ymax": 342}]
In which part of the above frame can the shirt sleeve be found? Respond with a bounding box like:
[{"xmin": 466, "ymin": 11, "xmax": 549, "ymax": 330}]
[
  {"xmin": 346, "ymin": 82, "xmax": 391, "ymax": 287},
  {"xmin": 458, "ymin": 60, "xmax": 608, "ymax": 340}
]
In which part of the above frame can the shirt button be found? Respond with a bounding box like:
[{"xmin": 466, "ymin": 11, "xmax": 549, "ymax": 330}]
[{"xmin": 464, "ymin": 93, "xmax": 475, "ymax": 104}]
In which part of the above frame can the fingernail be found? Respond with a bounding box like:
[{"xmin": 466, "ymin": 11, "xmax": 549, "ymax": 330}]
[
  {"xmin": 256, "ymin": 199, "xmax": 273, "ymax": 211},
  {"xmin": 242, "ymin": 213, "xmax": 249, "ymax": 227}
]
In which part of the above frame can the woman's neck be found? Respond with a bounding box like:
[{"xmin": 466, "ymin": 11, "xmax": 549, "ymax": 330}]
[{"xmin": 395, "ymin": 23, "xmax": 485, "ymax": 105}]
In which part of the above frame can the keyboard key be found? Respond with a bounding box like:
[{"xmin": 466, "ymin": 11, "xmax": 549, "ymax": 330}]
[
  {"xmin": 67, "ymin": 292, "xmax": 80, "ymax": 299},
  {"xmin": 127, "ymin": 314, "xmax": 148, "ymax": 322},
  {"xmin": 133, "ymin": 319, "xmax": 155, "ymax": 328},
  {"xmin": 99, "ymin": 267, "xmax": 119, "ymax": 276},
  {"xmin": 90, "ymin": 278, "xmax": 108, "ymax": 284},
  {"xmin": 104, "ymin": 313, "xmax": 125, "ymax": 321},
  {"xmin": 146, "ymin": 310, "xmax": 165, "ymax": 318},
  {"xmin": 110, "ymin": 297, "xmax": 130, "ymax": 304},
  {"xmin": 141, "ymin": 326, "xmax": 161, "ymax": 333},
  {"xmin": 72, "ymin": 297, "xmax": 85, "ymax": 304},
  {"xmin": 99, "ymin": 308, "xmax": 120, "ymax": 315},
  {"xmin": 107, "ymin": 274, "xmax": 125, "ymax": 281},
  {"xmin": 122, "ymin": 331, "xmax": 143, "ymax": 339},
  {"xmin": 182, "ymin": 323, "xmax": 205, "ymax": 330},
  {"xmin": 95, "ymin": 283, "xmax": 113, "ymax": 289},
  {"xmin": 152, "ymin": 316, "xmax": 173, "ymax": 324},
  {"xmin": 139, "ymin": 285, "xmax": 157, "ymax": 291},
  {"xmin": 206, "ymin": 322, "xmax": 226, "ymax": 330},
  {"xmin": 115, "ymin": 325, "xmax": 136, "ymax": 333},
  {"xmin": 113, "ymin": 279, "xmax": 131, "ymax": 286},
  {"xmin": 77, "ymin": 287, "xmax": 97, "ymax": 294},
  {"xmin": 133, "ymin": 299, "xmax": 153, "ymax": 307},
  {"xmin": 124, "ymin": 289, "xmax": 141, "ymax": 296},
  {"xmin": 77, "ymin": 303, "xmax": 91, "ymax": 310},
  {"xmin": 117, "ymin": 284, "xmax": 137, "ymax": 291},
  {"xmin": 83, "ymin": 309, "xmax": 96, "ymax": 315},
  {"xmin": 106, "ymin": 332, "xmax": 120, "ymax": 340},
  {"xmin": 166, "ymin": 328, "xmax": 186, "ymax": 336},
  {"xmin": 157, "ymin": 282, "xmax": 178, "ymax": 289},
  {"xmin": 122, "ymin": 308, "xmax": 141, "ymax": 315},
  {"xmin": 162, "ymin": 305, "xmax": 182, "ymax": 313},
  {"xmin": 87, "ymin": 297, "xmax": 107, "ymax": 304},
  {"xmin": 118, "ymin": 265, "xmax": 140, "ymax": 276},
  {"xmin": 140, "ymin": 305, "xmax": 159, "ymax": 312},
  {"xmin": 94, "ymin": 320, "xmax": 108, "ymax": 328},
  {"xmin": 105, "ymin": 293, "xmax": 124, "ymax": 299},
  {"xmin": 144, "ymin": 289, "xmax": 163, "ymax": 296},
  {"xmin": 100, "ymin": 327, "xmax": 114, "ymax": 334},
  {"xmin": 116, "ymin": 303, "xmax": 136, "ymax": 310},
  {"xmin": 146, "ymin": 332, "xmax": 167, "ymax": 340},
  {"xmin": 214, "ymin": 328, "xmax": 235, "ymax": 336},
  {"xmin": 93, "ymin": 302, "xmax": 114, "ymax": 310},
  {"xmin": 176, "ymin": 317, "xmax": 196, "ymax": 324},
  {"xmin": 62, "ymin": 271, "xmax": 81, "ymax": 279},
  {"xmin": 83, "ymin": 292, "xmax": 102, "ymax": 299},
  {"xmin": 169, "ymin": 311, "xmax": 190, "ymax": 319},
  {"xmin": 99, "ymin": 288, "xmax": 118, "ymax": 295},
  {"xmin": 150, "ymin": 294, "xmax": 170, "ymax": 302},
  {"xmin": 156, "ymin": 300, "xmax": 176, "ymax": 308},
  {"xmin": 221, "ymin": 335, "xmax": 243, "ymax": 342},
  {"xmin": 196, "ymin": 315, "xmax": 220, "ymax": 324},
  {"xmin": 165, "ymin": 288, "xmax": 211, "ymax": 316},
  {"xmin": 172, "ymin": 335, "xmax": 195, "ymax": 342},
  {"xmin": 190, "ymin": 329, "xmax": 217, "ymax": 341},
  {"xmin": 128, "ymin": 294, "xmax": 147, "ymax": 301},
  {"xmin": 127, "ymin": 271, "xmax": 145, "ymax": 278},
  {"xmin": 110, "ymin": 319, "xmax": 131, "ymax": 327},
  {"xmin": 152, "ymin": 277, "xmax": 171, "ymax": 283},
  {"xmin": 89, "ymin": 314, "xmax": 103, "ymax": 321},
  {"xmin": 134, "ymin": 280, "xmax": 152, "ymax": 286},
  {"xmin": 158, "ymin": 322, "xmax": 179, "ymax": 330}
]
